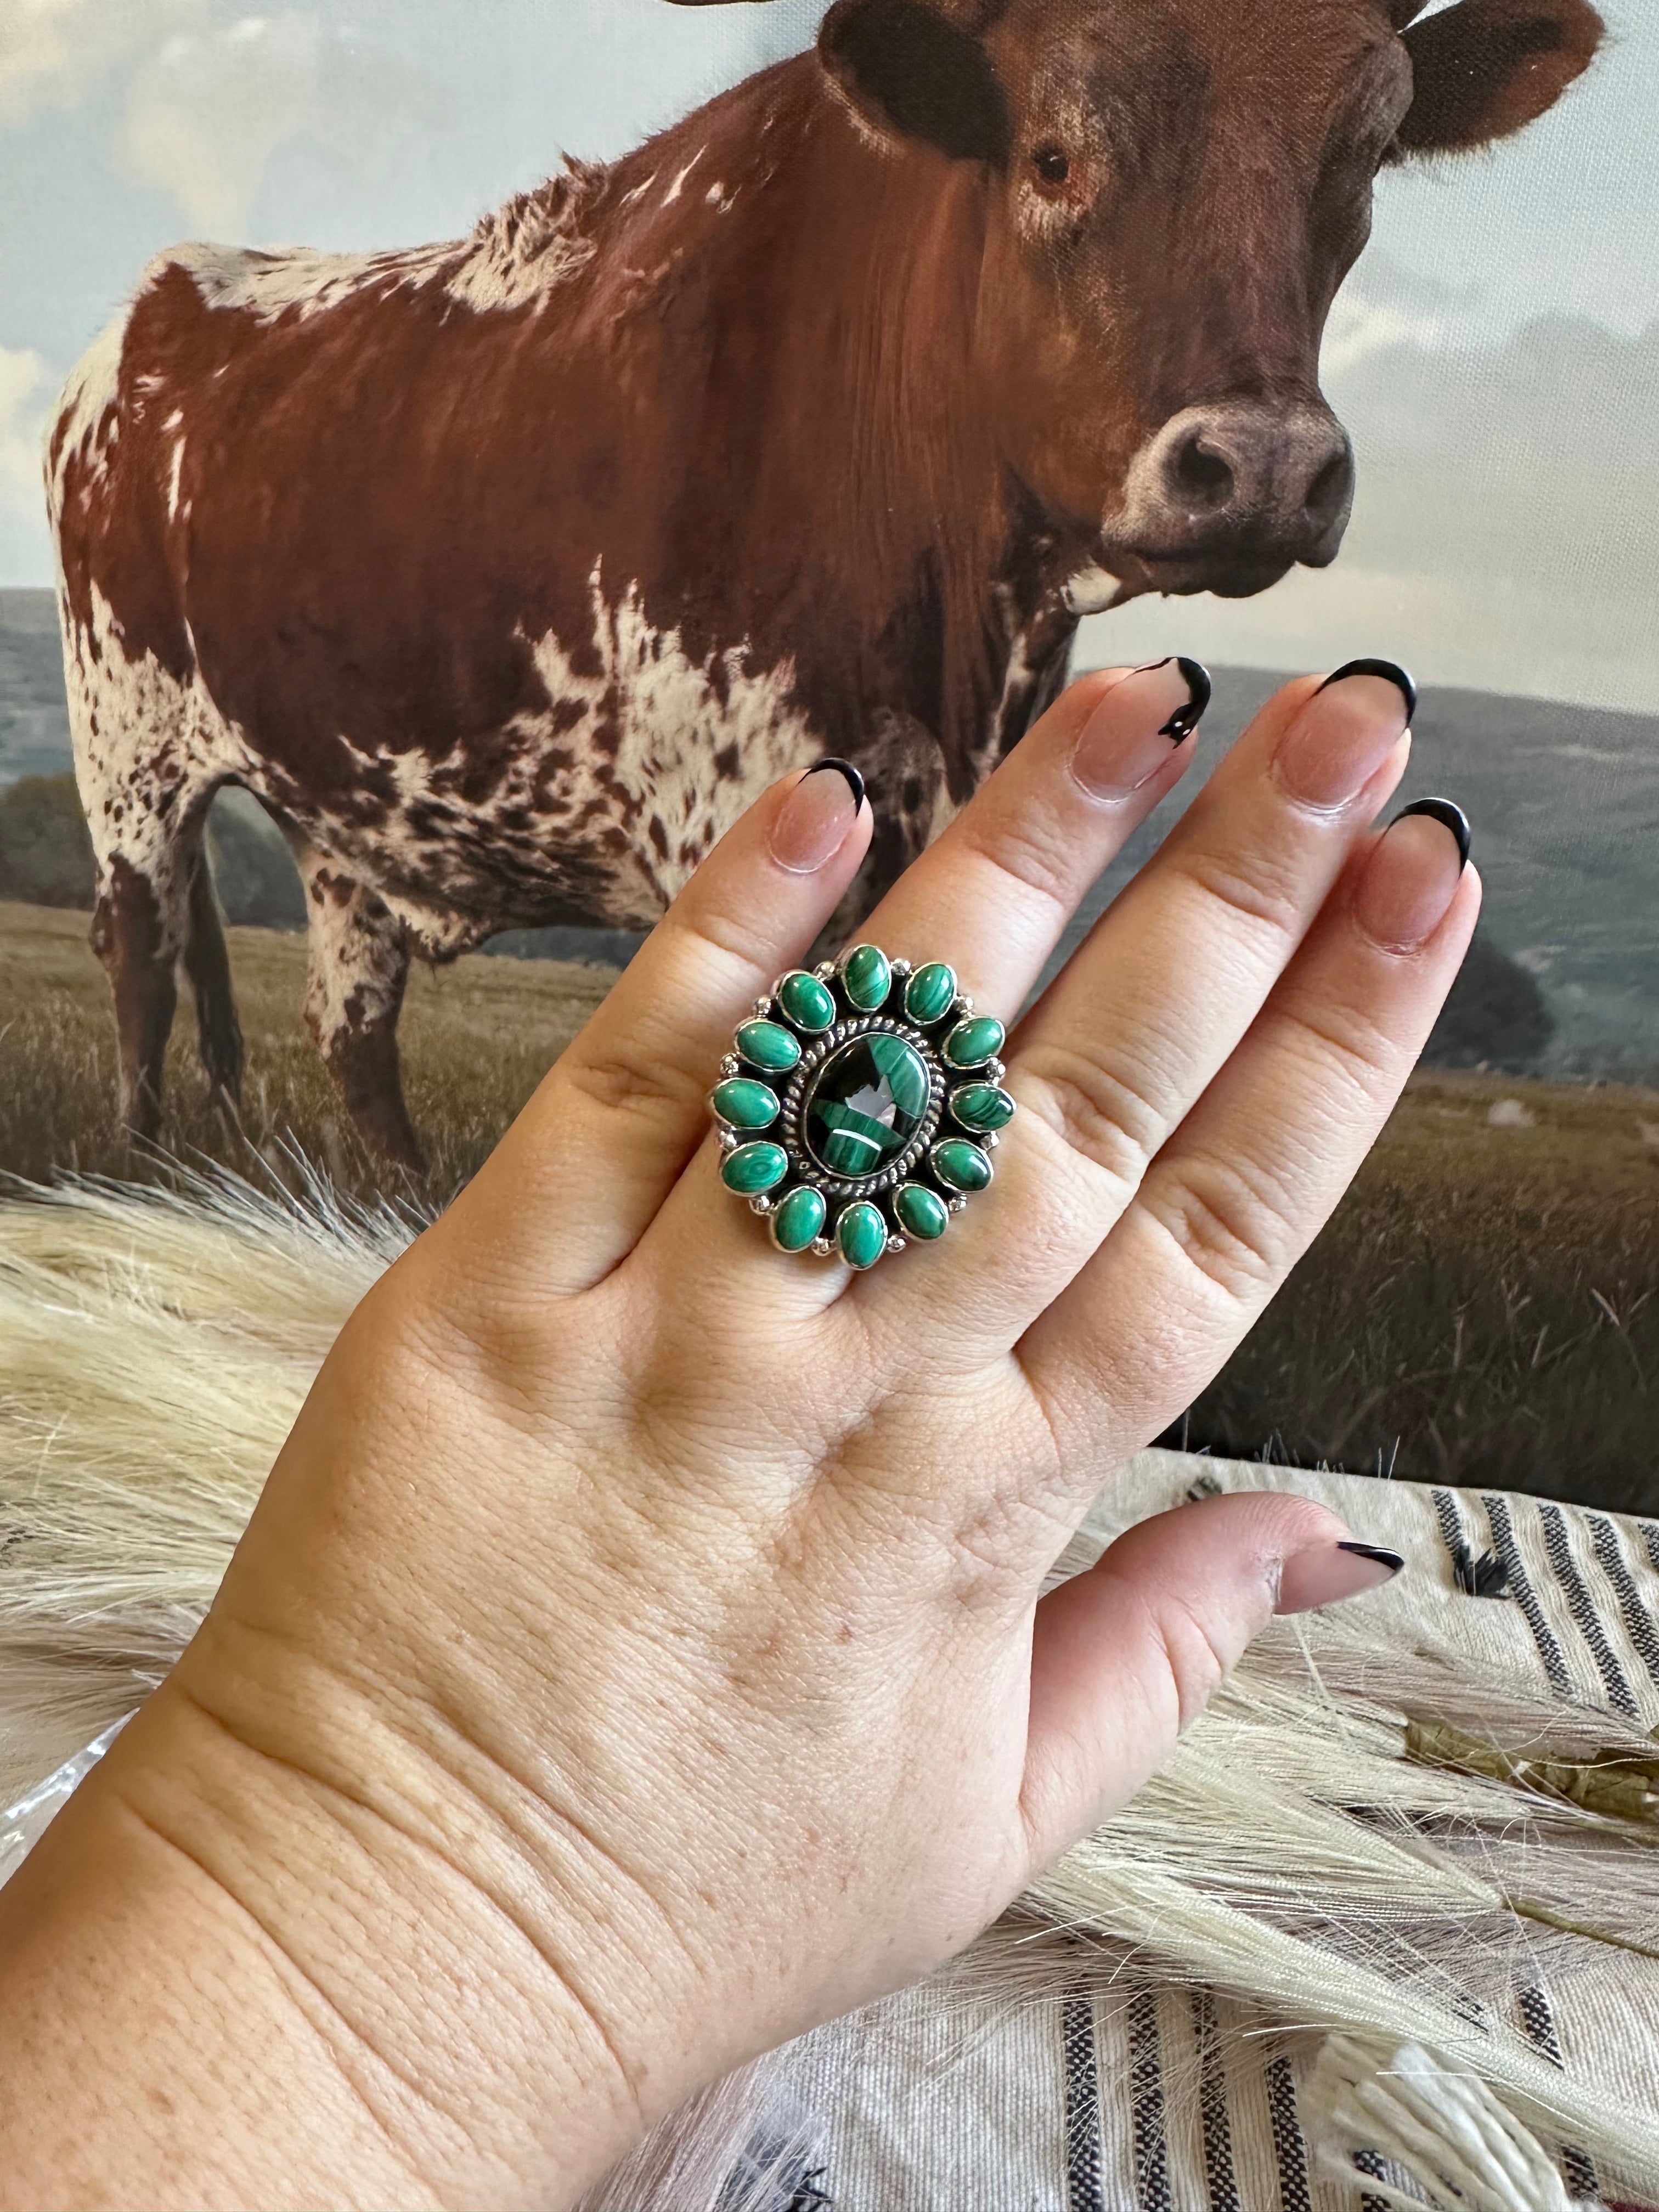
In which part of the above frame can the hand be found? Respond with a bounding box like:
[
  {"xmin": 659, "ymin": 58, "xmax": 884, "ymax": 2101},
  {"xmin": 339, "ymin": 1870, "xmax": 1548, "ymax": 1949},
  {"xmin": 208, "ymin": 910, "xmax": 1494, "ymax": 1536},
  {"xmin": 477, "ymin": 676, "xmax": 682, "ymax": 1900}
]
[{"xmin": 0, "ymin": 661, "xmax": 1477, "ymax": 2210}]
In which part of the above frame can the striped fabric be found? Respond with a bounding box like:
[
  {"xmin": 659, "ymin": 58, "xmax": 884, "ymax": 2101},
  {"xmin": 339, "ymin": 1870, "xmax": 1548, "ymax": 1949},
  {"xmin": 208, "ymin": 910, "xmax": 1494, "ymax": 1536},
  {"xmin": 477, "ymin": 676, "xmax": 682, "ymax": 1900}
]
[{"xmin": 767, "ymin": 1451, "xmax": 1659, "ymax": 2212}]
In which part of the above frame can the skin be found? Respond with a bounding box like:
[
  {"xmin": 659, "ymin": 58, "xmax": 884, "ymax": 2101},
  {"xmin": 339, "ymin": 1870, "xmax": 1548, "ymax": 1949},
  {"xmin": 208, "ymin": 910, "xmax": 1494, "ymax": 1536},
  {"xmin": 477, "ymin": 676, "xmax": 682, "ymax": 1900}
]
[{"xmin": 0, "ymin": 662, "xmax": 1477, "ymax": 2210}]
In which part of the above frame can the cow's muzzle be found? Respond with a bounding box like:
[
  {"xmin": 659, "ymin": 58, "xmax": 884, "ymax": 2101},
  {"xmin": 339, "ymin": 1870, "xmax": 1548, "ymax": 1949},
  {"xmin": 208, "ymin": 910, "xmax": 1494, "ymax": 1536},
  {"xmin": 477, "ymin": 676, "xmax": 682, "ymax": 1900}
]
[{"xmin": 1103, "ymin": 399, "xmax": 1355, "ymax": 600}]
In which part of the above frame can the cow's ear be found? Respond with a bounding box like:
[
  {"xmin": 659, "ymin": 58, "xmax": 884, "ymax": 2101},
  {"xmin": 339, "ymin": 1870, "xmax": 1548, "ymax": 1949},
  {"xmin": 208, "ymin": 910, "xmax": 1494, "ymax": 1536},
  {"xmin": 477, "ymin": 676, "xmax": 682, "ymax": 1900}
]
[
  {"xmin": 1390, "ymin": 0, "xmax": 1603, "ymax": 159},
  {"xmin": 818, "ymin": 0, "xmax": 1012, "ymax": 165}
]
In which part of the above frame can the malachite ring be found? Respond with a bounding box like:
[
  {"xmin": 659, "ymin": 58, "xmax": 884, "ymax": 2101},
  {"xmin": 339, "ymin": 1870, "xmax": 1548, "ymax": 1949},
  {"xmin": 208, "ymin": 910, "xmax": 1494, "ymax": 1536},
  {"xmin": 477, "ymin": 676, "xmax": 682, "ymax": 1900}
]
[{"xmin": 709, "ymin": 946, "xmax": 1014, "ymax": 1268}]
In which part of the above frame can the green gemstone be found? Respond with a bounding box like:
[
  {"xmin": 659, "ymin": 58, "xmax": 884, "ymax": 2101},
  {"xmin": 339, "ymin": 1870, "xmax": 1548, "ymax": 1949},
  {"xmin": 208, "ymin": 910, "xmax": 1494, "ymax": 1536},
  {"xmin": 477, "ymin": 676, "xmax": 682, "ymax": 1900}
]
[
  {"xmin": 943, "ymin": 1017, "xmax": 1005, "ymax": 1069},
  {"xmin": 894, "ymin": 1183, "xmax": 949, "ymax": 1241},
  {"xmin": 932, "ymin": 1138, "xmax": 992, "ymax": 1193},
  {"xmin": 951, "ymin": 1081, "xmax": 1015, "ymax": 1133},
  {"xmin": 773, "ymin": 1184, "xmax": 827, "ymax": 1252},
  {"xmin": 836, "ymin": 1200, "xmax": 889, "ymax": 1270},
  {"xmin": 804, "ymin": 1035, "xmax": 931, "ymax": 1177},
  {"xmin": 735, "ymin": 1018, "xmax": 802, "ymax": 1074},
  {"xmin": 721, "ymin": 1142, "xmax": 788, "ymax": 1195},
  {"xmin": 840, "ymin": 943, "xmax": 892, "ymax": 1013},
  {"xmin": 711, "ymin": 1076, "xmax": 780, "ymax": 1130},
  {"xmin": 777, "ymin": 970, "xmax": 836, "ymax": 1032},
  {"xmin": 904, "ymin": 961, "xmax": 958, "ymax": 1026}
]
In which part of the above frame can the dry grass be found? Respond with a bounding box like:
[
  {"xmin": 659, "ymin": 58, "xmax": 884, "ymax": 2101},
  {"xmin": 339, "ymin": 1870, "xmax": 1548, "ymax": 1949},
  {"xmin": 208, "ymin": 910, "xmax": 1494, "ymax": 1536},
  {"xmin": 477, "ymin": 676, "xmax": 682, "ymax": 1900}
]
[
  {"xmin": 0, "ymin": 900, "xmax": 615, "ymax": 1207},
  {"xmin": 4, "ymin": 901, "xmax": 1657, "ymax": 1510},
  {"xmin": 1187, "ymin": 1073, "xmax": 1659, "ymax": 1511}
]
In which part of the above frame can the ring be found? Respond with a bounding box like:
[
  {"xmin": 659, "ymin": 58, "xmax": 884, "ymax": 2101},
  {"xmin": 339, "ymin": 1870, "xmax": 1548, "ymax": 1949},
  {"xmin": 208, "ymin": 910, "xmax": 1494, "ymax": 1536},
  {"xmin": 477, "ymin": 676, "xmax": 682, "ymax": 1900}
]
[{"xmin": 710, "ymin": 945, "xmax": 1015, "ymax": 1267}]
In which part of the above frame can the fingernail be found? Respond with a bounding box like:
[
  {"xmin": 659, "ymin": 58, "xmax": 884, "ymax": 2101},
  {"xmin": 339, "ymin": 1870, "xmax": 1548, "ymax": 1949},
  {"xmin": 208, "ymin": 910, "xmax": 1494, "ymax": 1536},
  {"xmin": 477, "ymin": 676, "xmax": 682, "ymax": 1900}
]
[
  {"xmin": 1277, "ymin": 1537, "xmax": 1406, "ymax": 1613},
  {"xmin": 1353, "ymin": 798, "xmax": 1471, "ymax": 948},
  {"xmin": 1317, "ymin": 657, "xmax": 1418, "ymax": 721},
  {"xmin": 1393, "ymin": 796, "xmax": 1471, "ymax": 870},
  {"xmin": 770, "ymin": 759, "xmax": 867, "ymax": 874},
  {"xmin": 1276, "ymin": 658, "xmax": 1414, "ymax": 810},
  {"xmin": 1072, "ymin": 657, "xmax": 1212, "ymax": 800}
]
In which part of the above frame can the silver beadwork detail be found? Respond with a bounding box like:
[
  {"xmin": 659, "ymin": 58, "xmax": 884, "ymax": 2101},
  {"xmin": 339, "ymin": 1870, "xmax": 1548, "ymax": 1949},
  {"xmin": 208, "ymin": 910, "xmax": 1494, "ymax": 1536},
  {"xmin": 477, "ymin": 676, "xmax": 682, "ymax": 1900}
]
[
  {"xmin": 774, "ymin": 1011, "xmax": 947, "ymax": 1201},
  {"xmin": 715, "ymin": 945, "xmax": 1015, "ymax": 1269}
]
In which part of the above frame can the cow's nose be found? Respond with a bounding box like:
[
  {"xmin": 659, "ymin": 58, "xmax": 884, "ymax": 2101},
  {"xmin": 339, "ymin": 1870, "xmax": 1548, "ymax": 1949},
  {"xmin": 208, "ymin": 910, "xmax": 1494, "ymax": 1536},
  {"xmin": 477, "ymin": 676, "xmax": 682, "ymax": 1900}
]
[{"xmin": 1120, "ymin": 399, "xmax": 1355, "ymax": 583}]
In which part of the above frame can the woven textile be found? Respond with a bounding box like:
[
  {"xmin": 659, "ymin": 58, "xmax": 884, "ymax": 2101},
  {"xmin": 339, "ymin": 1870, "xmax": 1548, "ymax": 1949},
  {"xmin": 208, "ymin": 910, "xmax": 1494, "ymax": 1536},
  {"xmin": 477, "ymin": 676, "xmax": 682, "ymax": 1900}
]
[
  {"xmin": 763, "ymin": 1451, "xmax": 1659, "ymax": 2212},
  {"xmin": 7, "ymin": 1447, "xmax": 1659, "ymax": 2209}
]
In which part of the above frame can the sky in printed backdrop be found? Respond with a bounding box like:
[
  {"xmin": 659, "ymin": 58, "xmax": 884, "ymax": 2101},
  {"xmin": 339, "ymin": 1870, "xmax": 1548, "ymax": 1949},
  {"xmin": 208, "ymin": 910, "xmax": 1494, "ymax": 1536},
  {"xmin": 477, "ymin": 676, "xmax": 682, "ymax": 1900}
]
[{"xmin": 2, "ymin": 0, "xmax": 1656, "ymax": 706}]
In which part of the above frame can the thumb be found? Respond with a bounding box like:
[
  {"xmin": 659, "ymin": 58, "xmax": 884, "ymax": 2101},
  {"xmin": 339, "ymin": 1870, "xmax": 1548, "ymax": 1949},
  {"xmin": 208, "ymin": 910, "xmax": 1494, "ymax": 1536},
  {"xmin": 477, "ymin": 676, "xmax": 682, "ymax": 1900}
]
[{"xmin": 1019, "ymin": 1493, "xmax": 1403, "ymax": 1869}]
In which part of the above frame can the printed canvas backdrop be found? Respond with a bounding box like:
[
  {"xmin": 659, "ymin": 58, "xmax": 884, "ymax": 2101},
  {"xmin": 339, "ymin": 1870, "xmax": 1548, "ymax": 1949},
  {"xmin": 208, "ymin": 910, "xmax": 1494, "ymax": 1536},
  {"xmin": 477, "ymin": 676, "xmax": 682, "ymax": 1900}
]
[{"xmin": 2, "ymin": 0, "xmax": 1657, "ymax": 1501}]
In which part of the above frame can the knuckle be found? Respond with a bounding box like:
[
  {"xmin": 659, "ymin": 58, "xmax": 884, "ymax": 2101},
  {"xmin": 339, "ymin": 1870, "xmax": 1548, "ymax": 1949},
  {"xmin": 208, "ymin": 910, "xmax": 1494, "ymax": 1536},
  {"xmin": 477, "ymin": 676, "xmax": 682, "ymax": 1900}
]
[
  {"xmin": 1018, "ymin": 1045, "xmax": 1166, "ymax": 1197},
  {"xmin": 954, "ymin": 808, "xmax": 1081, "ymax": 929},
  {"xmin": 662, "ymin": 898, "xmax": 789, "ymax": 995},
  {"xmin": 563, "ymin": 1045, "xmax": 707, "ymax": 1127},
  {"xmin": 1141, "ymin": 1151, "xmax": 1294, "ymax": 1304},
  {"xmin": 1151, "ymin": 1592, "xmax": 1235, "ymax": 1730},
  {"xmin": 1282, "ymin": 997, "xmax": 1399, "ymax": 1100},
  {"xmin": 1181, "ymin": 843, "xmax": 1308, "ymax": 947}
]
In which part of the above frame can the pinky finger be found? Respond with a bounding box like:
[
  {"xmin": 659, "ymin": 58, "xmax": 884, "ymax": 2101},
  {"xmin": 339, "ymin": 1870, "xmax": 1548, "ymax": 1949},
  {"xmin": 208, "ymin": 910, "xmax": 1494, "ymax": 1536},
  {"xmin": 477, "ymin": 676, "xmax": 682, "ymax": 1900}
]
[{"xmin": 1020, "ymin": 803, "xmax": 1479, "ymax": 1470}]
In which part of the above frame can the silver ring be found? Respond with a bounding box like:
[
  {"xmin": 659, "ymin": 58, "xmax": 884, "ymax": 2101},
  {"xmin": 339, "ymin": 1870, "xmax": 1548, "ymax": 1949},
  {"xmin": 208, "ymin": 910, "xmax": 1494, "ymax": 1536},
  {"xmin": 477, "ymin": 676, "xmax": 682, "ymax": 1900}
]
[{"xmin": 709, "ymin": 945, "xmax": 1015, "ymax": 1268}]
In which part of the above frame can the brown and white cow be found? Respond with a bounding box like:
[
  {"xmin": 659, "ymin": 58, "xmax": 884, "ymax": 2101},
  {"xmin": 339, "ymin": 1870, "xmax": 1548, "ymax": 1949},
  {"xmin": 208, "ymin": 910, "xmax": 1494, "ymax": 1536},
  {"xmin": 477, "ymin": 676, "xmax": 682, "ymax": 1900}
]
[{"xmin": 47, "ymin": 0, "xmax": 1600, "ymax": 1167}]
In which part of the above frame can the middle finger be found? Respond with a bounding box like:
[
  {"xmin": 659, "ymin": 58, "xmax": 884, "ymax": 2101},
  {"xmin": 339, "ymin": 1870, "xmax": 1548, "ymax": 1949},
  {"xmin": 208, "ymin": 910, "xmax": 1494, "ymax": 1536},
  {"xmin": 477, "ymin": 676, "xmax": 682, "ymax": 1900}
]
[
  {"xmin": 856, "ymin": 663, "xmax": 1415, "ymax": 1356},
  {"xmin": 641, "ymin": 657, "xmax": 1207, "ymax": 1304}
]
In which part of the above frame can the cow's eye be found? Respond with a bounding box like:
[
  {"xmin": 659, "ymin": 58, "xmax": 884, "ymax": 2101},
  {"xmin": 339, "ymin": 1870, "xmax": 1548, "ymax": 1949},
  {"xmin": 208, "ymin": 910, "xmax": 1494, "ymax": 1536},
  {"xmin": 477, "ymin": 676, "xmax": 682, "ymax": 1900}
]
[{"xmin": 1032, "ymin": 143, "xmax": 1070, "ymax": 187}]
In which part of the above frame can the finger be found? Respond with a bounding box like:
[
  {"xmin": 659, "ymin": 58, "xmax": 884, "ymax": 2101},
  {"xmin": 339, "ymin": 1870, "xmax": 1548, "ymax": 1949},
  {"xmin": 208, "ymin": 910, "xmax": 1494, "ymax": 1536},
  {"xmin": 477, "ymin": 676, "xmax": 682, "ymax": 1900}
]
[
  {"xmin": 1019, "ymin": 1493, "xmax": 1404, "ymax": 1869},
  {"xmin": 859, "ymin": 664, "xmax": 1415, "ymax": 1356},
  {"xmin": 851, "ymin": 657, "xmax": 1210, "ymax": 1014},
  {"xmin": 637, "ymin": 659, "xmax": 1208, "ymax": 1313},
  {"xmin": 1021, "ymin": 804, "xmax": 1478, "ymax": 1471},
  {"xmin": 447, "ymin": 762, "xmax": 872, "ymax": 1294}
]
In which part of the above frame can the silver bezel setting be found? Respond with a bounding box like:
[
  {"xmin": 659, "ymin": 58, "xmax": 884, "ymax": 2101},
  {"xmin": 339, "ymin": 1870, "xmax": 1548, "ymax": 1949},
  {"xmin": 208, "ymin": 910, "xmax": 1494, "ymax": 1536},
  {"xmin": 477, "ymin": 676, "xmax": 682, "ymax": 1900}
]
[
  {"xmin": 775, "ymin": 1012, "xmax": 947, "ymax": 1205},
  {"xmin": 712, "ymin": 946, "xmax": 1014, "ymax": 1266}
]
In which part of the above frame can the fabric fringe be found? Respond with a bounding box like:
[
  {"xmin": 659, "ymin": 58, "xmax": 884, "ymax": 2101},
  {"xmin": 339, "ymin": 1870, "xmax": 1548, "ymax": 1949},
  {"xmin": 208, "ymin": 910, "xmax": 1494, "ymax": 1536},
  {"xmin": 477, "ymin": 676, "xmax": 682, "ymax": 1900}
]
[{"xmin": 1304, "ymin": 2035, "xmax": 1606, "ymax": 2210}]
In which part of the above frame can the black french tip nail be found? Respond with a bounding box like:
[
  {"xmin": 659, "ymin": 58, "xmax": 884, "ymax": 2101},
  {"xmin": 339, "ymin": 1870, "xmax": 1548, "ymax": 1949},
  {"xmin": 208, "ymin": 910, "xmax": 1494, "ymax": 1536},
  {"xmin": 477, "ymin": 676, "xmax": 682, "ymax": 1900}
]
[
  {"xmin": 1392, "ymin": 796, "xmax": 1471, "ymax": 872},
  {"xmin": 805, "ymin": 757, "xmax": 866, "ymax": 813},
  {"xmin": 1318, "ymin": 657, "xmax": 1418, "ymax": 721},
  {"xmin": 1337, "ymin": 1541, "xmax": 1407, "ymax": 1577},
  {"xmin": 1158, "ymin": 656, "xmax": 1212, "ymax": 743}
]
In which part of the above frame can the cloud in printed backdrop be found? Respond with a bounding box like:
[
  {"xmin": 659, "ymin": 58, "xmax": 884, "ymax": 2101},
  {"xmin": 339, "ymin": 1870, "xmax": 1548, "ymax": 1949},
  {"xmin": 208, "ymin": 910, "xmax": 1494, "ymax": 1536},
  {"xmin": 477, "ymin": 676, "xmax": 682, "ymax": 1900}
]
[{"xmin": 2, "ymin": 0, "xmax": 1657, "ymax": 707}]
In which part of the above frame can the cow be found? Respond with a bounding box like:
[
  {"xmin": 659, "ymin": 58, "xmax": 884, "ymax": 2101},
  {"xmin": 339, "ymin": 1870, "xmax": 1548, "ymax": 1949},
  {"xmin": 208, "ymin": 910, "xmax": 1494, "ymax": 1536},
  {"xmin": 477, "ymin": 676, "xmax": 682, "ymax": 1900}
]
[{"xmin": 47, "ymin": 0, "xmax": 1601, "ymax": 1169}]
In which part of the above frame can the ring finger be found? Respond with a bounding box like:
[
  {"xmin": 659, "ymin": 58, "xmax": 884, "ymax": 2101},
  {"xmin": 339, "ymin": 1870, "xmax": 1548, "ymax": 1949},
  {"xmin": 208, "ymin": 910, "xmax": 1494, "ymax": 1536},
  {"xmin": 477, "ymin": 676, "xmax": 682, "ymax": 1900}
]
[{"xmin": 644, "ymin": 658, "xmax": 1211, "ymax": 1299}]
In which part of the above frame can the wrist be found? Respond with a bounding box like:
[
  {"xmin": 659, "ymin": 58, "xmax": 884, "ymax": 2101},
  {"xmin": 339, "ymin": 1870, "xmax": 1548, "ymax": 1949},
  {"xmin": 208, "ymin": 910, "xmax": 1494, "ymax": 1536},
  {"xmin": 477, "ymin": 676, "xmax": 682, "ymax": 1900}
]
[{"xmin": 60, "ymin": 1637, "xmax": 648, "ymax": 2208}]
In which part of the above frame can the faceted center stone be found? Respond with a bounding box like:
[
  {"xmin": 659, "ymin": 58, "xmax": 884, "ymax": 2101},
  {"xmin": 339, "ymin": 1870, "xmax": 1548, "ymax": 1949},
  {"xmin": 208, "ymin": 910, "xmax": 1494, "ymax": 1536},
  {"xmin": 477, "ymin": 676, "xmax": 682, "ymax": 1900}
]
[{"xmin": 804, "ymin": 1035, "xmax": 932, "ymax": 1178}]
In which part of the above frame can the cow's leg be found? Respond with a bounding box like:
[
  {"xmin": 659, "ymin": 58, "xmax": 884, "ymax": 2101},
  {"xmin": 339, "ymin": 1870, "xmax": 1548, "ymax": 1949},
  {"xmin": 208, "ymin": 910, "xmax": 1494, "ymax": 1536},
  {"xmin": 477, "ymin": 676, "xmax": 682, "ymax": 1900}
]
[
  {"xmin": 297, "ymin": 855, "xmax": 423, "ymax": 1172},
  {"xmin": 181, "ymin": 843, "xmax": 245, "ymax": 1113},
  {"xmin": 88, "ymin": 849, "xmax": 184, "ymax": 1147}
]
